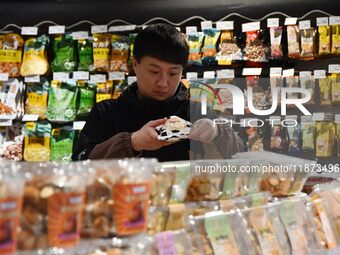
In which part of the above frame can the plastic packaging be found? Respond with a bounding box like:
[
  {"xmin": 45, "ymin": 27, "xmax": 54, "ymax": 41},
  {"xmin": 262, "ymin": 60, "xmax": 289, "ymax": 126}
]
[
  {"xmin": 331, "ymin": 25, "xmax": 340, "ymax": 55},
  {"xmin": 165, "ymin": 204, "xmax": 186, "ymax": 231},
  {"xmin": 96, "ymin": 80, "xmax": 114, "ymax": 103},
  {"xmin": 93, "ymin": 33, "xmax": 111, "ymax": 72},
  {"xmin": 187, "ymin": 32, "xmax": 204, "ymax": 66},
  {"xmin": 185, "ymin": 201, "xmax": 219, "ymax": 217},
  {"xmin": 244, "ymin": 30, "xmax": 268, "ymax": 62},
  {"xmin": 50, "ymin": 126, "xmax": 75, "ymax": 162},
  {"xmin": 270, "ymin": 117, "xmax": 288, "ymax": 153},
  {"xmin": 318, "ymin": 26, "xmax": 331, "ymax": 56},
  {"xmin": 155, "ymin": 230, "xmax": 194, "ymax": 255},
  {"xmin": 51, "ymin": 34, "xmax": 76, "ymax": 72},
  {"xmin": 216, "ymin": 30, "xmax": 243, "ymax": 65},
  {"xmin": 77, "ymin": 39, "xmax": 93, "ymax": 72},
  {"xmin": 77, "ymin": 81, "xmax": 96, "ymax": 118},
  {"xmin": 316, "ymin": 121, "xmax": 336, "ymax": 157},
  {"xmin": 287, "ymin": 25, "xmax": 300, "ymax": 58},
  {"xmin": 0, "ymin": 78, "xmax": 24, "ymax": 120},
  {"xmin": 318, "ymin": 78, "xmax": 332, "ymax": 106},
  {"xmin": 25, "ymin": 78, "xmax": 49, "ymax": 119},
  {"xmin": 147, "ymin": 206, "xmax": 169, "ymax": 235},
  {"xmin": 201, "ymin": 29, "xmax": 221, "ymax": 66},
  {"xmin": 167, "ymin": 161, "xmax": 191, "ymax": 204},
  {"xmin": 270, "ymin": 27, "xmax": 284, "ymax": 59},
  {"xmin": 300, "ymin": 28, "xmax": 317, "ymax": 59},
  {"xmin": 300, "ymin": 76, "xmax": 316, "ymax": 104},
  {"xmin": 286, "ymin": 116, "xmax": 301, "ymax": 155},
  {"xmin": 301, "ymin": 116, "xmax": 315, "ymax": 153},
  {"xmin": 330, "ymin": 74, "xmax": 340, "ymax": 104},
  {"xmin": 0, "ymin": 33, "xmax": 24, "ymax": 77},
  {"xmin": 109, "ymin": 34, "xmax": 130, "ymax": 72}
]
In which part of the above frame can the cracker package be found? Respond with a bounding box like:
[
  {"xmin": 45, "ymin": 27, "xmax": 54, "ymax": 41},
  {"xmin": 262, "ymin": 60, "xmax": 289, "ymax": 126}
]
[
  {"xmin": 93, "ymin": 33, "xmax": 111, "ymax": 72},
  {"xmin": 20, "ymin": 35, "xmax": 49, "ymax": 76},
  {"xmin": 270, "ymin": 27, "xmax": 284, "ymax": 59},
  {"xmin": 316, "ymin": 121, "xmax": 336, "ymax": 157},
  {"xmin": 244, "ymin": 30, "xmax": 267, "ymax": 62},
  {"xmin": 77, "ymin": 81, "xmax": 96, "ymax": 118},
  {"xmin": 318, "ymin": 77, "xmax": 332, "ymax": 106},
  {"xmin": 300, "ymin": 28, "xmax": 317, "ymax": 59},
  {"xmin": 50, "ymin": 126, "xmax": 75, "ymax": 162},
  {"xmin": 331, "ymin": 25, "xmax": 340, "ymax": 55},
  {"xmin": 23, "ymin": 121, "xmax": 51, "ymax": 162},
  {"xmin": 201, "ymin": 29, "xmax": 221, "ymax": 66},
  {"xmin": 287, "ymin": 25, "xmax": 300, "ymax": 58},
  {"xmin": 318, "ymin": 26, "xmax": 331, "ymax": 56},
  {"xmin": 109, "ymin": 34, "xmax": 130, "ymax": 72},
  {"xmin": 51, "ymin": 34, "xmax": 76, "ymax": 72},
  {"xmin": 301, "ymin": 116, "xmax": 315, "ymax": 153},
  {"xmin": 77, "ymin": 39, "xmax": 93, "ymax": 72},
  {"xmin": 187, "ymin": 32, "xmax": 204, "ymax": 66},
  {"xmin": 0, "ymin": 33, "xmax": 24, "ymax": 77},
  {"xmin": 216, "ymin": 30, "xmax": 243, "ymax": 65},
  {"xmin": 25, "ymin": 78, "xmax": 49, "ymax": 119}
]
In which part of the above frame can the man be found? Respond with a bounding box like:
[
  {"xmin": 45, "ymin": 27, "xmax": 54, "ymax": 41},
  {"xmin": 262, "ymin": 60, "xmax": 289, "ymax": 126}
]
[{"xmin": 72, "ymin": 23, "xmax": 243, "ymax": 162}]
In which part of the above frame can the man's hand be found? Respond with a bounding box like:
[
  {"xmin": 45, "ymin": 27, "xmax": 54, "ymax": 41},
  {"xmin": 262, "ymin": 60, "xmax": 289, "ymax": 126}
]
[
  {"xmin": 188, "ymin": 118, "xmax": 218, "ymax": 143},
  {"xmin": 131, "ymin": 118, "xmax": 175, "ymax": 151}
]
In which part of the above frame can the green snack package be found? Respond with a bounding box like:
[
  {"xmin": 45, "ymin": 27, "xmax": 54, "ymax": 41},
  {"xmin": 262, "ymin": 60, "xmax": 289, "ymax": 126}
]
[
  {"xmin": 25, "ymin": 78, "xmax": 49, "ymax": 119},
  {"xmin": 78, "ymin": 39, "xmax": 93, "ymax": 71},
  {"xmin": 51, "ymin": 34, "xmax": 76, "ymax": 72},
  {"xmin": 47, "ymin": 80, "xmax": 78, "ymax": 122},
  {"xmin": 51, "ymin": 126, "xmax": 75, "ymax": 161},
  {"xmin": 77, "ymin": 80, "xmax": 96, "ymax": 118}
]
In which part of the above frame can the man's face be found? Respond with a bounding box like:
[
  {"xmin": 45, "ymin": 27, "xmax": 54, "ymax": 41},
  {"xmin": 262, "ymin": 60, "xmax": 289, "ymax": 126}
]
[{"xmin": 133, "ymin": 56, "xmax": 183, "ymax": 100}]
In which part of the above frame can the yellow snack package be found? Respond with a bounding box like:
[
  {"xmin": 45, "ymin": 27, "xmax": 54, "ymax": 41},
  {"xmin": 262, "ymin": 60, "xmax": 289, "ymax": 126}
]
[
  {"xmin": 318, "ymin": 26, "xmax": 331, "ymax": 56},
  {"xmin": 96, "ymin": 80, "xmax": 113, "ymax": 103},
  {"xmin": 316, "ymin": 121, "xmax": 336, "ymax": 157},
  {"xmin": 332, "ymin": 25, "xmax": 340, "ymax": 55}
]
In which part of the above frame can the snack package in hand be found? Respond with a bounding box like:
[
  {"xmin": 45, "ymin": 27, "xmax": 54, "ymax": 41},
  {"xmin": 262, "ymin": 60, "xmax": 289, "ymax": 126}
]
[{"xmin": 155, "ymin": 115, "xmax": 191, "ymax": 141}]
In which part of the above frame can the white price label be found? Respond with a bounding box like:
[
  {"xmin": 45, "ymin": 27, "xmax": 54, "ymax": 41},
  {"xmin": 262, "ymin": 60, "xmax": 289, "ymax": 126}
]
[
  {"xmin": 0, "ymin": 120, "xmax": 12, "ymax": 127},
  {"xmin": 73, "ymin": 71, "xmax": 89, "ymax": 80},
  {"xmin": 267, "ymin": 18, "xmax": 279, "ymax": 28},
  {"xmin": 91, "ymin": 25, "xmax": 108, "ymax": 34},
  {"xmin": 48, "ymin": 25, "xmax": 65, "ymax": 34},
  {"xmin": 301, "ymin": 116, "xmax": 313, "ymax": 123},
  {"xmin": 22, "ymin": 114, "xmax": 39, "ymax": 122},
  {"xmin": 0, "ymin": 73, "xmax": 9, "ymax": 81},
  {"xmin": 24, "ymin": 75, "xmax": 40, "ymax": 83},
  {"xmin": 284, "ymin": 17, "xmax": 298, "ymax": 25},
  {"xmin": 330, "ymin": 16, "xmax": 340, "ymax": 25},
  {"xmin": 73, "ymin": 121, "xmax": 86, "ymax": 131},
  {"xmin": 329, "ymin": 64, "xmax": 340, "ymax": 74},
  {"xmin": 217, "ymin": 69, "xmax": 234, "ymax": 79},
  {"xmin": 90, "ymin": 74, "xmax": 106, "ymax": 83},
  {"xmin": 21, "ymin": 26, "xmax": 38, "ymax": 35},
  {"xmin": 216, "ymin": 21, "xmax": 234, "ymax": 30},
  {"xmin": 186, "ymin": 72, "xmax": 198, "ymax": 80},
  {"xmin": 270, "ymin": 67, "xmax": 282, "ymax": 77},
  {"xmin": 299, "ymin": 71, "xmax": 312, "ymax": 79},
  {"xmin": 242, "ymin": 68, "xmax": 262, "ymax": 76},
  {"xmin": 299, "ymin": 20, "xmax": 311, "ymax": 30},
  {"xmin": 335, "ymin": 114, "xmax": 340, "ymax": 123},
  {"xmin": 313, "ymin": 112, "xmax": 325, "ymax": 121},
  {"xmin": 203, "ymin": 71, "xmax": 215, "ymax": 79},
  {"xmin": 72, "ymin": 31, "xmax": 89, "ymax": 40},
  {"xmin": 53, "ymin": 72, "xmax": 69, "ymax": 81},
  {"xmin": 108, "ymin": 25, "xmax": 136, "ymax": 32},
  {"xmin": 127, "ymin": 76, "xmax": 137, "ymax": 85},
  {"xmin": 317, "ymin": 17, "xmax": 329, "ymax": 26},
  {"xmin": 186, "ymin": 26, "xmax": 197, "ymax": 34},
  {"xmin": 242, "ymin": 22, "xmax": 260, "ymax": 32},
  {"xmin": 109, "ymin": 72, "xmax": 125, "ymax": 81},
  {"xmin": 282, "ymin": 69, "xmax": 295, "ymax": 77},
  {"xmin": 314, "ymin": 70, "xmax": 326, "ymax": 79},
  {"xmin": 201, "ymin": 21, "xmax": 213, "ymax": 30}
]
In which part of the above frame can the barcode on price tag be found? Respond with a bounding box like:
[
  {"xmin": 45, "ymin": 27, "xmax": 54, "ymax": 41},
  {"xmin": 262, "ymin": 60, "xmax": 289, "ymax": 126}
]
[
  {"xmin": 216, "ymin": 21, "xmax": 234, "ymax": 30},
  {"xmin": 299, "ymin": 71, "xmax": 312, "ymax": 79},
  {"xmin": 330, "ymin": 16, "xmax": 340, "ymax": 25},
  {"xmin": 242, "ymin": 68, "xmax": 262, "ymax": 76},
  {"xmin": 186, "ymin": 72, "xmax": 198, "ymax": 80},
  {"xmin": 217, "ymin": 69, "xmax": 234, "ymax": 79},
  {"xmin": 24, "ymin": 75, "xmax": 40, "ymax": 83},
  {"xmin": 53, "ymin": 72, "xmax": 69, "ymax": 81},
  {"xmin": 21, "ymin": 26, "xmax": 38, "ymax": 35},
  {"xmin": 267, "ymin": 18, "xmax": 279, "ymax": 28},
  {"xmin": 108, "ymin": 25, "xmax": 136, "ymax": 32},
  {"xmin": 242, "ymin": 22, "xmax": 260, "ymax": 32},
  {"xmin": 72, "ymin": 31, "xmax": 89, "ymax": 40},
  {"xmin": 201, "ymin": 21, "xmax": 213, "ymax": 30},
  {"xmin": 0, "ymin": 73, "xmax": 9, "ymax": 81},
  {"xmin": 313, "ymin": 112, "xmax": 325, "ymax": 121},
  {"xmin": 203, "ymin": 71, "xmax": 215, "ymax": 79},
  {"xmin": 270, "ymin": 68, "xmax": 282, "ymax": 77},
  {"xmin": 314, "ymin": 70, "xmax": 326, "ymax": 79},
  {"xmin": 22, "ymin": 114, "xmax": 39, "ymax": 122},
  {"xmin": 317, "ymin": 17, "xmax": 329, "ymax": 26},
  {"xmin": 299, "ymin": 20, "xmax": 311, "ymax": 30},
  {"xmin": 90, "ymin": 74, "xmax": 106, "ymax": 83},
  {"xmin": 127, "ymin": 76, "xmax": 137, "ymax": 85},
  {"xmin": 73, "ymin": 121, "xmax": 86, "ymax": 131},
  {"xmin": 282, "ymin": 69, "xmax": 295, "ymax": 77},
  {"xmin": 329, "ymin": 64, "xmax": 340, "ymax": 73},
  {"xmin": 73, "ymin": 71, "xmax": 89, "ymax": 80},
  {"xmin": 91, "ymin": 25, "xmax": 108, "ymax": 34},
  {"xmin": 48, "ymin": 25, "xmax": 65, "ymax": 34},
  {"xmin": 109, "ymin": 72, "xmax": 125, "ymax": 81},
  {"xmin": 284, "ymin": 17, "xmax": 297, "ymax": 25},
  {"xmin": 186, "ymin": 26, "xmax": 197, "ymax": 34}
]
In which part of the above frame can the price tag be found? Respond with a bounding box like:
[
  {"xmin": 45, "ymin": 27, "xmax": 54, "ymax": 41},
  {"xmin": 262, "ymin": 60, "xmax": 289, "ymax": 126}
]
[
  {"xmin": 299, "ymin": 20, "xmax": 311, "ymax": 30},
  {"xmin": 53, "ymin": 72, "xmax": 69, "ymax": 81},
  {"xmin": 73, "ymin": 121, "xmax": 86, "ymax": 131},
  {"xmin": 90, "ymin": 74, "xmax": 106, "ymax": 83},
  {"xmin": 186, "ymin": 72, "xmax": 198, "ymax": 80},
  {"xmin": 242, "ymin": 68, "xmax": 262, "ymax": 76},
  {"xmin": 284, "ymin": 17, "xmax": 297, "ymax": 25},
  {"xmin": 0, "ymin": 120, "xmax": 12, "ymax": 127},
  {"xmin": 301, "ymin": 116, "xmax": 313, "ymax": 123},
  {"xmin": 109, "ymin": 72, "xmax": 125, "ymax": 81},
  {"xmin": 329, "ymin": 64, "xmax": 340, "ymax": 74},
  {"xmin": 48, "ymin": 25, "xmax": 65, "ymax": 34},
  {"xmin": 0, "ymin": 73, "xmax": 9, "ymax": 81},
  {"xmin": 203, "ymin": 71, "xmax": 215, "ymax": 79},
  {"xmin": 201, "ymin": 21, "xmax": 213, "ymax": 30},
  {"xmin": 22, "ymin": 114, "xmax": 39, "ymax": 122},
  {"xmin": 127, "ymin": 76, "xmax": 137, "ymax": 85},
  {"xmin": 21, "ymin": 26, "xmax": 38, "ymax": 35},
  {"xmin": 72, "ymin": 31, "xmax": 89, "ymax": 40},
  {"xmin": 313, "ymin": 112, "xmax": 325, "ymax": 121},
  {"xmin": 335, "ymin": 114, "xmax": 340, "ymax": 123},
  {"xmin": 217, "ymin": 69, "xmax": 235, "ymax": 79},
  {"xmin": 242, "ymin": 22, "xmax": 260, "ymax": 32},
  {"xmin": 24, "ymin": 75, "xmax": 40, "ymax": 83},
  {"xmin": 270, "ymin": 67, "xmax": 282, "ymax": 77},
  {"xmin": 108, "ymin": 25, "xmax": 136, "ymax": 32},
  {"xmin": 299, "ymin": 71, "xmax": 312, "ymax": 79},
  {"xmin": 91, "ymin": 25, "xmax": 108, "ymax": 34},
  {"xmin": 317, "ymin": 17, "xmax": 329, "ymax": 26},
  {"xmin": 330, "ymin": 16, "xmax": 340, "ymax": 25},
  {"xmin": 216, "ymin": 21, "xmax": 234, "ymax": 30},
  {"xmin": 186, "ymin": 26, "xmax": 197, "ymax": 34},
  {"xmin": 314, "ymin": 70, "xmax": 326, "ymax": 79},
  {"xmin": 73, "ymin": 71, "xmax": 89, "ymax": 80},
  {"xmin": 282, "ymin": 69, "xmax": 295, "ymax": 77},
  {"xmin": 267, "ymin": 18, "xmax": 279, "ymax": 28}
]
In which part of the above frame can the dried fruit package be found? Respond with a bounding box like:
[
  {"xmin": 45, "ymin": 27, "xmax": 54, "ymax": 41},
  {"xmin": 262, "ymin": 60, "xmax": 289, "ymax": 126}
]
[
  {"xmin": 318, "ymin": 26, "xmax": 331, "ymax": 56},
  {"xmin": 50, "ymin": 126, "xmax": 75, "ymax": 162},
  {"xmin": 51, "ymin": 34, "xmax": 76, "ymax": 72},
  {"xmin": 0, "ymin": 33, "xmax": 24, "ymax": 77},
  {"xmin": 93, "ymin": 33, "xmax": 111, "ymax": 72},
  {"xmin": 287, "ymin": 25, "xmax": 300, "ymax": 58},
  {"xmin": 20, "ymin": 35, "xmax": 49, "ymax": 76},
  {"xmin": 244, "ymin": 30, "xmax": 267, "ymax": 62},
  {"xmin": 270, "ymin": 117, "xmax": 288, "ymax": 152},
  {"xmin": 300, "ymin": 28, "xmax": 317, "ymax": 59},
  {"xmin": 77, "ymin": 39, "xmax": 93, "ymax": 71},
  {"xmin": 96, "ymin": 80, "xmax": 113, "ymax": 103},
  {"xmin": 0, "ymin": 78, "xmax": 24, "ymax": 120},
  {"xmin": 270, "ymin": 27, "xmax": 284, "ymax": 59},
  {"xmin": 301, "ymin": 116, "xmax": 315, "ymax": 153},
  {"xmin": 23, "ymin": 121, "xmax": 51, "ymax": 162},
  {"xmin": 216, "ymin": 30, "xmax": 243, "ymax": 65},
  {"xmin": 300, "ymin": 76, "xmax": 316, "ymax": 104},
  {"xmin": 318, "ymin": 77, "xmax": 332, "ymax": 106},
  {"xmin": 19, "ymin": 162, "xmax": 86, "ymax": 250},
  {"xmin": 187, "ymin": 32, "xmax": 204, "ymax": 66},
  {"xmin": 330, "ymin": 74, "xmax": 340, "ymax": 104},
  {"xmin": 286, "ymin": 116, "xmax": 301, "ymax": 155},
  {"xmin": 331, "ymin": 25, "xmax": 340, "ymax": 55},
  {"xmin": 109, "ymin": 34, "xmax": 130, "ymax": 72},
  {"xmin": 201, "ymin": 29, "xmax": 221, "ymax": 66},
  {"xmin": 47, "ymin": 80, "xmax": 78, "ymax": 122},
  {"xmin": 25, "ymin": 78, "xmax": 49, "ymax": 119},
  {"xmin": 316, "ymin": 121, "xmax": 336, "ymax": 157},
  {"xmin": 247, "ymin": 76, "xmax": 273, "ymax": 111},
  {"xmin": 77, "ymin": 81, "xmax": 96, "ymax": 118}
]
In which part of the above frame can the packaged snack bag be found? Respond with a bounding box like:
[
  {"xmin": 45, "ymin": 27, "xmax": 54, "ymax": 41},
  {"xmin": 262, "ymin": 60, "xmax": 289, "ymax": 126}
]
[
  {"xmin": 51, "ymin": 34, "xmax": 76, "ymax": 72},
  {"xmin": 0, "ymin": 33, "xmax": 24, "ymax": 77}
]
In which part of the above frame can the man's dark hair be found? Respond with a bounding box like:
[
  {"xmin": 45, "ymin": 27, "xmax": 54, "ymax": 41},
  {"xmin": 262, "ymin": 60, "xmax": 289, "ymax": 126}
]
[{"xmin": 133, "ymin": 23, "xmax": 189, "ymax": 67}]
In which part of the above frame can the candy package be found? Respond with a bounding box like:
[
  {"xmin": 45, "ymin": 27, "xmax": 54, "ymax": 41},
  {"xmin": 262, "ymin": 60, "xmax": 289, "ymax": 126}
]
[
  {"xmin": 93, "ymin": 33, "xmax": 111, "ymax": 72},
  {"xmin": 0, "ymin": 78, "xmax": 24, "ymax": 120},
  {"xmin": 51, "ymin": 34, "xmax": 76, "ymax": 72},
  {"xmin": 0, "ymin": 33, "xmax": 24, "ymax": 77},
  {"xmin": 77, "ymin": 81, "xmax": 96, "ymax": 118},
  {"xmin": 25, "ymin": 78, "xmax": 49, "ymax": 119},
  {"xmin": 201, "ymin": 29, "xmax": 221, "ymax": 66}
]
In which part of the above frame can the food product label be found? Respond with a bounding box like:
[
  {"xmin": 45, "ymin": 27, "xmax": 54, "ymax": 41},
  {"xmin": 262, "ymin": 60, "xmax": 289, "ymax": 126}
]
[
  {"xmin": 47, "ymin": 192, "xmax": 84, "ymax": 247},
  {"xmin": 0, "ymin": 197, "xmax": 22, "ymax": 254},
  {"xmin": 113, "ymin": 183, "xmax": 150, "ymax": 235},
  {"xmin": 90, "ymin": 74, "xmax": 106, "ymax": 83},
  {"xmin": 155, "ymin": 232, "xmax": 177, "ymax": 255},
  {"xmin": 330, "ymin": 16, "xmax": 340, "ymax": 25},
  {"xmin": 299, "ymin": 20, "xmax": 311, "ymax": 30},
  {"xmin": 186, "ymin": 72, "xmax": 198, "ymax": 80},
  {"xmin": 284, "ymin": 18, "xmax": 297, "ymax": 25},
  {"xmin": 22, "ymin": 114, "xmax": 39, "ymax": 122},
  {"xmin": 108, "ymin": 25, "xmax": 136, "ymax": 32},
  {"xmin": 270, "ymin": 67, "xmax": 282, "ymax": 77},
  {"xmin": 127, "ymin": 76, "xmax": 137, "ymax": 85},
  {"xmin": 329, "ymin": 64, "xmax": 340, "ymax": 74},
  {"xmin": 282, "ymin": 69, "xmax": 295, "ymax": 77},
  {"xmin": 93, "ymin": 48, "xmax": 110, "ymax": 61},
  {"xmin": 53, "ymin": 72, "xmax": 69, "ymax": 81},
  {"xmin": 0, "ymin": 50, "xmax": 22, "ymax": 63},
  {"xmin": 24, "ymin": 75, "xmax": 40, "ymax": 83},
  {"xmin": 299, "ymin": 71, "xmax": 312, "ymax": 79},
  {"xmin": 242, "ymin": 22, "xmax": 260, "ymax": 32},
  {"xmin": 242, "ymin": 68, "xmax": 262, "ymax": 76},
  {"xmin": 186, "ymin": 26, "xmax": 197, "ymax": 34},
  {"xmin": 73, "ymin": 121, "xmax": 86, "ymax": 130},
  {"xmin": 21, "ymin": 26, "xmax": 38, "ymax": 35},
  {"xmin": 170, "ymin": 164, "xmax": 190, "ymax": 203}
]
